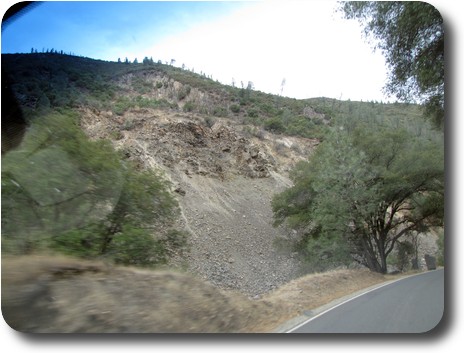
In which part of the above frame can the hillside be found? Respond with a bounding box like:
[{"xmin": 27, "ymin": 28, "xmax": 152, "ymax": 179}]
[{"xmin": 1, "ymin": 53, "xmax": 441, "ymax": 332}]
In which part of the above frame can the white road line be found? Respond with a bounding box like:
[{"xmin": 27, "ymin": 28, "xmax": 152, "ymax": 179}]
[{"xmin": 286, "ymin": 270, "xmax": 440, "ymax": 333}]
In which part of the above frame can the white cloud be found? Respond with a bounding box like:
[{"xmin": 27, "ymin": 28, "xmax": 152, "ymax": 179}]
[{"xmin": 137, "ymin": 1, "xmax": 389, "ymax": 101}]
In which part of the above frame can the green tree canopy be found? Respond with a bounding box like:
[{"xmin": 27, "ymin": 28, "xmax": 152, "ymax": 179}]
[
  {"xmin": 340, "ymin": 1, "xmax": 444, "ymax": 128},
  {"xmin": 272, "ymin": 122, "xmax": 444, "ymax": 273},
  {"xmin": 2, "ymin": 110, "xmax": 182, "ymax": 266}
]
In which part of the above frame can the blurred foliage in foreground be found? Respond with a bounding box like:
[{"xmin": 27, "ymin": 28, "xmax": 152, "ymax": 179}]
[{"xmin": 1, "ymin": 109, "xmax": 187, "ymax": 267}]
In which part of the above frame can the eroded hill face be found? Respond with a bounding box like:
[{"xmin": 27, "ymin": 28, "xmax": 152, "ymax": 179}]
[{"xmin": 79, "ymin": 104, "xmax": 319, "ymax": 295}]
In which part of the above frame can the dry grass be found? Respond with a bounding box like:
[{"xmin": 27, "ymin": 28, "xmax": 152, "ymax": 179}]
[
  {"xmin": 247, "ymin": 269, "xmax": 390, "ymax": 332},
  {"xmin": 2, "ymin": 255, "xmax": 395, "ymax": 333}
]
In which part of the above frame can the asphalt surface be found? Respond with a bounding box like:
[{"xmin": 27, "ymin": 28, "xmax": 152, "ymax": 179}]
[{"xmin": 288, "ymin": 269, "xmax": 444, "ymax": 333}]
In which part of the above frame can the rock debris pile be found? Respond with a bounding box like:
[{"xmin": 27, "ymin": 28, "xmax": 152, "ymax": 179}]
[{"xmin": 80, "ymin": 107, "xmax": 318, "ymax": 296}]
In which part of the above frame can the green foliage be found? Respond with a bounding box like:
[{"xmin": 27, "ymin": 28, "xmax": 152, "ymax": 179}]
[
  {"xmin": 163, "ymin": 229, "xmax": 190, "ymax": 257},
  {"xmin": 273, "ymin": 120, "xmax": 444, "ymax": 273},
  {"xmin": 292, "ymin": 230, "xmax": 352, "ymax": 272},
  {"xmin": 389, "ymin": 240, "xmax": 415, "ymax": 272},
  {"xmin": 106, "ymin": 223, "xmax": 167, "ymax": 266},
  {"xmin": 177, "ymin": 84, "xmax": 191, "ymax": 101},
  {"xmin": 109, "ymin": 166, "xmax": 178, "ymax": 228},
  {"xmin": 246, "ymin": 108, "xmax": 259, "ymax": 118},
  {"xmin": 229, "ymin": 103, "xmax": 240, "ymax": 114},
  {"xmin": 212, "ymin": 106, "xmax": 228, "ymax": 117},
  {"xmin": 264, "ymin": 117, "xmax": 286, "ymax": 134},
  {"xmin": 341, "ymin": 1, "xmax": 444, "ymax": 128},
  {"xmin": 183, "ymin": 101, "xmax": 196, "ymax": 112},
  {"xmin": 48, "ymin": 224, "xmax": 104, "ymax": 258},
  {"xmin": 3, "ymin": 53, "xmax": 428, "ymax": 142},
  {"xmin": 3, "ymin": 54, "xmax": 120, "ymax": 111},
  {"xmin": 1, "ymin": 109, "xmax": 182, "ymax": 267},
  {"xmin": 2, "ymin": 110, "xmax": 123, "ymax": 250},
  {"xmin": 113, "ymin": 96, "xmax": 176, "ymax": 115},
  {"xmin": 132, "ymin": 77, "xmax": 154, "ymax": 94}
]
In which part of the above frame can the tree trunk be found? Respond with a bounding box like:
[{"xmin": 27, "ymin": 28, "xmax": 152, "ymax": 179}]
[
  {"xmin": 100, "ymin": 231, "xmax": 112, "ymax": 254},
  {"xmin": 378, "ymin": 240, "xmax": 388, "ymax": 274},
  {"xmin": 100, "ymin": 222, "xmax": 121, "ymax": 254},
  {"xmin": 360, "ymin": 236, "xmax": 383, "ymax": 273}
]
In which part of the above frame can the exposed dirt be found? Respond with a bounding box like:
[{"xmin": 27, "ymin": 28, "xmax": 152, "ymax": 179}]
[
  {"xmin": 79, "ymin": 106, "xmax": 320, "ymax": 296},
  {"xmin": 1, "ymin": 255, "xmax": 391, "ymax": 333}
]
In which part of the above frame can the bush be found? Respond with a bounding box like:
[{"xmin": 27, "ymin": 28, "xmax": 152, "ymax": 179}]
[
  {"xmin": 204, "ymin": 116, "xmax": 216, "ymax": 128},
  {"xmin": 213, "ymin": 106, "xmax": 228, "ymax": 117},
  {"xmin": 49, "ymin": 224, "xmax": 103, "ymax": 259},
  {"xmin": 395, "ymin": 241, "xmax": 415, "ymax": 271},
  {"xmin": 107, "ymin": 224, "xmax": 167, "ymax": 266},
  {"xmin": 2, "ymin": 109, "xmax": 184, "ymax": 268},
  {"xmin": 243, "ymin": 126, "xmax": 266, "ymax": 140},
  {"xmin": 247, "ymin": 108, "xmax": 259, "ymax": 118},
  {"xmin": 297, "ymin": 232, "xmax": 352, "ymax": 273},
  {"xmin": 177, "ymin": 85, "xmax": 191, "ymax": 100},
  {"xmin": 183, "ymin": 101, "xmax": 196, "ymax": 112},
  {"xmin": 122, "ymin": 118, "xmax": 135, "ymax": 130},
  {"xmin": 229, "ymin": 104, "xmax": 240, "ymax": 113},
  {"xmin": 113, "ymin": 97, "xmax": 132, "ymax": 115},
  {"xmin": 264, "ymin": 117, "xmax": 286, "ymax": 133},
  {"xmin": 163, "ymin": 229, "xmax": 190, "ymax": 256}
]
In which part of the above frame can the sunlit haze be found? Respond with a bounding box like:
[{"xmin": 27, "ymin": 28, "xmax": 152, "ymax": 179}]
[{"xmin": 2, "ymin": 0, "xmax": 392, "ymax": 101}]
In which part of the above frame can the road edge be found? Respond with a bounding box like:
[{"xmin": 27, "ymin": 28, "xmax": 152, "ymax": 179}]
[{"xmin": 273, "ymin": 269, "xmax": 443, "ymax": 333}]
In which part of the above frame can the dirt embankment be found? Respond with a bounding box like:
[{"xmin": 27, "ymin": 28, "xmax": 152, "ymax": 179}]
[{"xmin": 2, "ymin": 255, "xmax": 390, "ymax": 333}]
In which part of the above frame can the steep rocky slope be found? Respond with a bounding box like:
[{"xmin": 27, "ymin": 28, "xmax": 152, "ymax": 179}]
[{"xmin": 79, "ymin": 105, "xmax": 319, "ymax": 296}]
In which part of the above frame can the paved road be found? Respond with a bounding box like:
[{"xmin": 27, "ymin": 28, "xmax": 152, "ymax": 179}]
[{"xmin": 288, "ymin": 269, "xmax": 444, "ymax": 333}]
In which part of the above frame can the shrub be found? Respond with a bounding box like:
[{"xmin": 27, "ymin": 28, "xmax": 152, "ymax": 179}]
[
  {"xmin": 107, "ymin": 224, "xmax": 167, "ymax": 266},
  {"xmin": 204, "ymin": 116, "xmax": 216, "ymax": 128},
  {"xmin": 247, "ymin": 108, "xmax": 259, "ymax": 118},
  {"xmin": 113, "ymin": 97, "xmax": 132, "ymax": 115},
  {"xmin": 297, "ymin": 231, "xmax": 352, "ymax": 273},
  {"xmin": 2, "ymin": 110, "xmax": 184, "ymax": 268},
  {"xmin": 163, "ymin": 229, "xmax": 190, "ymax": 256},
  {"xmin": 122, "ymin": 119, "xmax": 135, "ymax": 130},
  {"xmin": 213, "ymin": 106, "xmax": 228, "ymax": 117},
  {"xmin": 177, "ymin": 85, "xmax": 191, "ymax": 100},
  {"xmin": 229, "ymin": 104, "xmax": 240, "ymax": 113},
  {"xmin": 264, "ymin": 117, "xmax": 286, "ymax": 133},
  {"xmin": 183, "ymin": 101, "xmax": 196, "ymax": 112}
]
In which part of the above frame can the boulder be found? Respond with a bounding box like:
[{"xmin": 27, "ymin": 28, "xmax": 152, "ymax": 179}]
[{"xmin": 424, "ymin": 254, "xmax": 437, "ymax": 270}]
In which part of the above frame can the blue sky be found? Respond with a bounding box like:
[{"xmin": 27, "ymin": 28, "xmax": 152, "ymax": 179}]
[
  {"xmin": 0, "ymin": 0, "xmax": 451, "ymax": 102},
  {"xmin": 2, "ymin": 1, "xmax": 241, "ymax": 58}
]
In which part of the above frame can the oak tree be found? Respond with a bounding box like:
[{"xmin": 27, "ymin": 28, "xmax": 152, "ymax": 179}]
[
  {"xmin": 340, "ymin": 1, "xmax": 444, "ymax": 128},
  {"xmin": 272, "ymin": 122, "xmax": 444, "ymax": 273}
]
